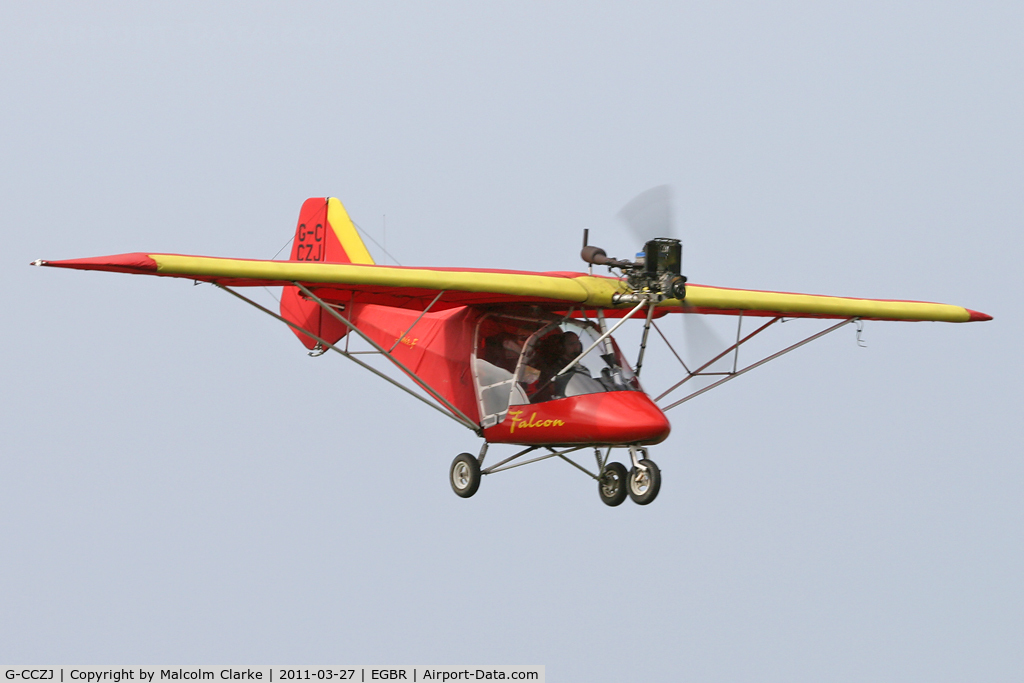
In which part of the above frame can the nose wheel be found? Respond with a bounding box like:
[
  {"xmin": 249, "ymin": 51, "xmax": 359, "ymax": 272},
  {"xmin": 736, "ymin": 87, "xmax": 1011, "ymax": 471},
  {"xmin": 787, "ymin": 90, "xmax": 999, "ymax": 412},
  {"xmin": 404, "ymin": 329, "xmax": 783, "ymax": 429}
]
[
  {"xmin": 599, "ymin": 446, "xmax": 662, "ymax": 506},
  {"xmin": 628, "ymin": 458, "xmax": 661, "ymax": 505}
]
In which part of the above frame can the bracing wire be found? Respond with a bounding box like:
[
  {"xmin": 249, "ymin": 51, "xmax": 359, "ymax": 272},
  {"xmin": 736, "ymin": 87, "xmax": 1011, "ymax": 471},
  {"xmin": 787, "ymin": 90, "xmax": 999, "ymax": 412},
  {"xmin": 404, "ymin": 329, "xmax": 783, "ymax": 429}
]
[
  {"xmin": 259, "ymin": 214, "xmax": 402, "ymax": 302},
  {"xmin": 352, "ymin": 220, "xmax": 403, "ymax": 266},
  {"xmin": 270, "ymin": 235, "xmax": 293, "ymax": 261}
]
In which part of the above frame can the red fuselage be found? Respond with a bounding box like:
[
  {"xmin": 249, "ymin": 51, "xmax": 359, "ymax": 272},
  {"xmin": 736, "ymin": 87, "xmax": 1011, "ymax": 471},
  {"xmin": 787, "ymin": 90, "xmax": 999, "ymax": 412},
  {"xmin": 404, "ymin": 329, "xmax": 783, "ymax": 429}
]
[
  {"xmin": 483, "ymin": 391, "xmax": 671, "ymax": 446},
  {"xmin": 280, "ymin": 295, "xmax": 671, "ymax": 447}
]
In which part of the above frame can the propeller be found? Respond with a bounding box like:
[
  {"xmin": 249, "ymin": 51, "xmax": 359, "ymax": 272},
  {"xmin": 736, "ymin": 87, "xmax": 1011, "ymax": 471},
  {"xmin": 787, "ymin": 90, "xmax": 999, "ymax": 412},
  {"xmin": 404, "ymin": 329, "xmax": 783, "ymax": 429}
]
[
  {"xmin": 615, "ymin": 185, "xmax": 726, "ymax": 371},
  {"xmin": 616, "ymin": 184, "xmax": 677, "ymax": 243},
  {"xmin": 581, "ymin": 185, "xmax": 678, "ymax": 268}
]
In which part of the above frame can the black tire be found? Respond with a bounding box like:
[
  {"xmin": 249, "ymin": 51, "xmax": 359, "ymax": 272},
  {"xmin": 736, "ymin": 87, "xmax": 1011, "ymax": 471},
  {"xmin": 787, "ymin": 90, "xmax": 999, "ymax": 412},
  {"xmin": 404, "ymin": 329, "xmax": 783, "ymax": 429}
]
[
  {"xmin": 628, "ymin": 458, "xmax": 661, "ymax": 505},
  {"xmin": 598, "ymin": 462, "xmax": 629, "ymax": 507},
  {"xmin": 450, "ymin": 452, "xmax": 481, "ymax": 498}
]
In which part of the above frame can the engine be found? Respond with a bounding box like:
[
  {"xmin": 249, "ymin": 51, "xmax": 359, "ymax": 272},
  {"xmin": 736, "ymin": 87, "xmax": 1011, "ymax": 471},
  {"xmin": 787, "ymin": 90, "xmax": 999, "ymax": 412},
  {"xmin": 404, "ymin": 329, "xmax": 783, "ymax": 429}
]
[{"xmin": 581, "ymin": 238, "xmax": 687, "ymax": 303}]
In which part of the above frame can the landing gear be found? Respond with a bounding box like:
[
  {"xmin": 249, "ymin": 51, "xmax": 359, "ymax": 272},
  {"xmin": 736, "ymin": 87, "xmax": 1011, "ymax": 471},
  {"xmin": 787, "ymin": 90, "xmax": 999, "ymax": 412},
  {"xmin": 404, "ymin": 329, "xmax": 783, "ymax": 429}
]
[
  {"xmin": 598, "ymin": 462, "xmax": 629, "ymax": 507},
  {"xmin": 449, "ymin": 444, "xmax": 661, "ymax": 505},
  {"xmin": 628, "ymin": 458, "xmax": 661, "ymax": 505},
  {"xmin": 449, "ymin": 452, "xmax": 481, "ymax": 498}
]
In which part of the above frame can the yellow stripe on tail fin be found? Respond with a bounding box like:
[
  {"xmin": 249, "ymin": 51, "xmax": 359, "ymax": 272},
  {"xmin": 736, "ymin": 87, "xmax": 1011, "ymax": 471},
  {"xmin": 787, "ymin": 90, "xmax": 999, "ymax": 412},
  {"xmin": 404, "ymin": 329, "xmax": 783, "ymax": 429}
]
[{"xmin": 326, "ymin": 197, "xmax": 374, "ymax": 264}]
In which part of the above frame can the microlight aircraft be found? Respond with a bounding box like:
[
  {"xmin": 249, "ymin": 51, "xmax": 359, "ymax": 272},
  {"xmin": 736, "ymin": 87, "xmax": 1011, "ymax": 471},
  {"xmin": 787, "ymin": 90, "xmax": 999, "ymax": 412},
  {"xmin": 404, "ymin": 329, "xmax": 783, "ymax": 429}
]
[{"xmin": 33, "ymin": 192, "xmax": 991, "ymax": 506}]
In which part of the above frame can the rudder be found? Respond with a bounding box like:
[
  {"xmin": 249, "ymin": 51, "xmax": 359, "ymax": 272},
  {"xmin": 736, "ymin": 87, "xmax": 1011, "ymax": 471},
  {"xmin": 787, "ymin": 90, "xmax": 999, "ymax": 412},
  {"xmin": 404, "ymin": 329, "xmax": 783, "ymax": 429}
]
[{"xmin": 280, "ymin": 197, "xmax": 374, "ymax": 349}]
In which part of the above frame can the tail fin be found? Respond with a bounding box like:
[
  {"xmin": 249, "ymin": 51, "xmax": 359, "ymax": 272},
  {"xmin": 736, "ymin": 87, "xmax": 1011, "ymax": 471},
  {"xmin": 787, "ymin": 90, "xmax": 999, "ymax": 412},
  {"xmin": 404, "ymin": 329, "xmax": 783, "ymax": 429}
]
[
  {"xmin": 280, "ymin": 197, "xmax": 374, "ymax": 349},
  {"xmin": 287, "ymin": 197, "xmax": 375, "ymax": 265}
]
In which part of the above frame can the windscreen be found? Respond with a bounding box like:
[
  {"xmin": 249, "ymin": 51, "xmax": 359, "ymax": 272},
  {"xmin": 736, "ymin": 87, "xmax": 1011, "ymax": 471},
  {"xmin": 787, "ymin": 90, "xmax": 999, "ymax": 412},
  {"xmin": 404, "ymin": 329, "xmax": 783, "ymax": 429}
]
[{"xmin": 516, "ymin": 319, "xmax": 638, "ymax": 403}]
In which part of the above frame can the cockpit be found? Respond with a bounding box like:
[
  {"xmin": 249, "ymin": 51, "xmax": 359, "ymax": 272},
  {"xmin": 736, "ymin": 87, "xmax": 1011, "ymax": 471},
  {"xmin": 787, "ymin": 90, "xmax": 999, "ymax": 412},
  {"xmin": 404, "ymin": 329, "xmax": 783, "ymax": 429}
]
[{"xmin": 472, "ymin": 313, "xmax": 640, "ymax": 428}]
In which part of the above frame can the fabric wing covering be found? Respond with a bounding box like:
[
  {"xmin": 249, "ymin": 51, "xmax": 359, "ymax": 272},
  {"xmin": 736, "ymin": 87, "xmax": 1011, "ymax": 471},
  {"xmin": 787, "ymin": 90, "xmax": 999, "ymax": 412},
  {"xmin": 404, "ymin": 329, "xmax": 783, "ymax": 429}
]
[{"xmin": 33, "ymin": 252, "xmax": 991, "ymax": 323}]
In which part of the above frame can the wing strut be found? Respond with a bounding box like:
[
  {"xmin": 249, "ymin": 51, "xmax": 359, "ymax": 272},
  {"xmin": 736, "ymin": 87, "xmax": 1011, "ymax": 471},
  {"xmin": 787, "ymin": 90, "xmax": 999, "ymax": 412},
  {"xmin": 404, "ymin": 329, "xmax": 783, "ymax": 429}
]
[
  {"xmin": 634, "ymin": 302, "xmax": 657, "ymax": 376},
  {"xmin": 217, "ymin": 284, "xmax": 480, "ymax": 433},
  {"xmin": 656, "ymin": 316, "xmax": 782, "ymax": 400},
  {"xmin": 657, "ymin": 317, "xmax": 856, "ymax": 411}
]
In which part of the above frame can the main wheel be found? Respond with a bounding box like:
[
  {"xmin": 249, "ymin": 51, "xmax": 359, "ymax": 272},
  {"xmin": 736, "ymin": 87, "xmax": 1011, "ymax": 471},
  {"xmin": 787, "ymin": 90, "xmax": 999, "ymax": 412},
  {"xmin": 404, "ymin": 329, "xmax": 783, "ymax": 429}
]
[
  {"xmin": 628, "ymin": 458, "xmax": 661, "ymax": 505},
  {"xmin": 598, "ymin": 462, "xmax": 629, "ymax": 507},
  {"xmin": 449, "ymin": 452, "xmax": 481, "ymax": 498}
]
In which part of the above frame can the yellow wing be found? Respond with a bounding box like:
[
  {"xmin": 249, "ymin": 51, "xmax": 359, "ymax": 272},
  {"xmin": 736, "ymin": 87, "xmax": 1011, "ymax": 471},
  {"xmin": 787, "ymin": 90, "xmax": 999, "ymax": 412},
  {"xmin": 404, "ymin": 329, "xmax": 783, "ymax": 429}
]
[{"xmin": 32, "ymin": 253, "xmax": 989, "ymax": 322}]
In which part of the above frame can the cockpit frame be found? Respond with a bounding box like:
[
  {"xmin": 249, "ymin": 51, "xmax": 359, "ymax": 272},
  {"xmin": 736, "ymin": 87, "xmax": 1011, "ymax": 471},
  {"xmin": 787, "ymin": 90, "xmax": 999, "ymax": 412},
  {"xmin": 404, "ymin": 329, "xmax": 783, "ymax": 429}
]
[{"xmin": 471, "ymin": 310, "xmax": 641, "ymax": 429}]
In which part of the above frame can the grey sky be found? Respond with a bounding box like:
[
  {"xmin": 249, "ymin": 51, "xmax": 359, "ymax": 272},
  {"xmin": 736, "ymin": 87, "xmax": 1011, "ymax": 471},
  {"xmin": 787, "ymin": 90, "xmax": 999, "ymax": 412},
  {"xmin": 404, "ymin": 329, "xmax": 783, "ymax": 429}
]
[{"xmin": 2, "ymin": 2, "xmax": 1021, "ymax": 680}]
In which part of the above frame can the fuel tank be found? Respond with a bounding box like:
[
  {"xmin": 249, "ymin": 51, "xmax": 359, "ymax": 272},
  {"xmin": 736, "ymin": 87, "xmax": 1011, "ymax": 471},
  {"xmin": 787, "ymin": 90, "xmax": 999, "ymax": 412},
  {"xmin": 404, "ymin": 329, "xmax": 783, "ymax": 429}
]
[{"xmin": 483, "ymin": 391, "xmax": 671, "ymax": 446}]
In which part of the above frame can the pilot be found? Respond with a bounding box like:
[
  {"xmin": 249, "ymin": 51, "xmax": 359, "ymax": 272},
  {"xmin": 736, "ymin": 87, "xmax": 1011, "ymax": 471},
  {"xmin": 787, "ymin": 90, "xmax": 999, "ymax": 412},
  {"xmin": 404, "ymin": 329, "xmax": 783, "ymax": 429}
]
[
  {"xmin": 552, "ymin": 332, "xmax": 592, "ymax": 396},
  {"xmin": 526, "ymin": 332, "xmax": 564, "ymax": 402},
  {"xmin": 560, "ymin": 332, "xmax": 584, "ymax": 365},
  {"xmin": 502, "ymin": 333, "xmax": 528, "ymax": 363},
  {"xmin": 529, "ymin": 330, "xmax": 604, "ymax": 401},
  {"xmin": 484, "ymin": 331, "xmax": 529, "ymax": 373}
]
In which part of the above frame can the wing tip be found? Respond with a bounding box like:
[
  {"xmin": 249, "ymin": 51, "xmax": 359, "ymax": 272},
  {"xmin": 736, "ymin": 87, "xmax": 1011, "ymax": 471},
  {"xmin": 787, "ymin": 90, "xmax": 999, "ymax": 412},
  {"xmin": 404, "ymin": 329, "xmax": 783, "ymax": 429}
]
[
  {"xmin": 31, "ymin": 253, "xmax": 159, "ymax": 273},
  {"xmin": 966, "ymin": 309, "xmax": 993, "ymax": 322}
]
